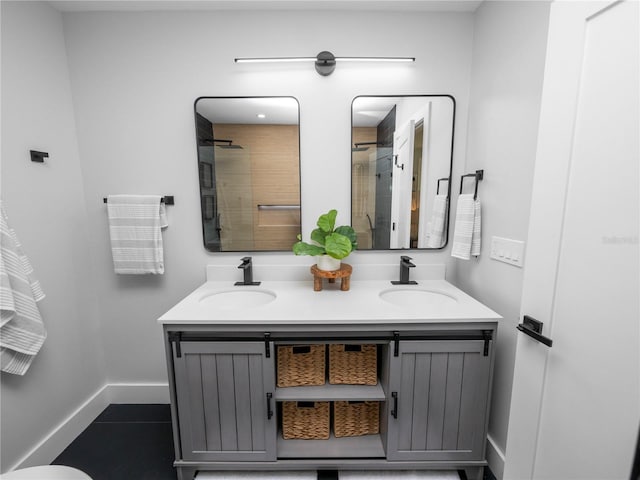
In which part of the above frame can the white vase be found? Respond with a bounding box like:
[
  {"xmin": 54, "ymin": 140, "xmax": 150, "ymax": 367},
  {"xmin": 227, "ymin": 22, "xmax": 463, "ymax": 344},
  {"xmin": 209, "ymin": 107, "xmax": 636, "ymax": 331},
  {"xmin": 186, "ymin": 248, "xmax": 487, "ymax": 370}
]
[{"xmin": 317, "ymin": 254, "xmax": 341, "ymax": 271}]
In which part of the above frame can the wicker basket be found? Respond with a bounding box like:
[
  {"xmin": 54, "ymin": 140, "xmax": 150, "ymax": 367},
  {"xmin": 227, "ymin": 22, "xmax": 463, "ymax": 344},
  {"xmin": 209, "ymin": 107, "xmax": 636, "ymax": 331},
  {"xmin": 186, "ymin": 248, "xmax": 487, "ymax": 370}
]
[
  {"xmin": 333, "ymin": 401, "xmax": 380, "ymax": 438},
  {"xmin": 282, "ymin": 401, "xmax": 330, "ymax": 440},
  {"xmin": 329, "ymin": 344, "xmax": 377, "ymax": 385},
  {"xmin": 277, "ymin": 344, "xmax": 326, "ymax": 387}
]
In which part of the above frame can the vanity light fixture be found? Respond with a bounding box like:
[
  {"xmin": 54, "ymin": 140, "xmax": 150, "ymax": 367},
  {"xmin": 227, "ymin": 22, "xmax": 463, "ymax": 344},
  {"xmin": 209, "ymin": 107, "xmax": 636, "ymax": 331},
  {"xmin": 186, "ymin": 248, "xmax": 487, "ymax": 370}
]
[{"xmin": 234, "ymin": 51, "xmax": 415, "ymax": 76}]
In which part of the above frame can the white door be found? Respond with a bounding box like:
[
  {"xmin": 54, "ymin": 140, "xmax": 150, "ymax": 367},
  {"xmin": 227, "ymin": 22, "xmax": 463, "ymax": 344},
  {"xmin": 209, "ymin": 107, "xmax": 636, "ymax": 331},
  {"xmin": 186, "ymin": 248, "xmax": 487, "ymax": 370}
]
[
  {"xmin": 505, "ymin": 2, "xmax": 639, "ymax": 480},
  {"xmin": 390, "ymin": 120, "xmax": 415, "ymax": 248},
  {"xmin": 416, "ymin": 103, "xmax": 432, "ymax": 249}
]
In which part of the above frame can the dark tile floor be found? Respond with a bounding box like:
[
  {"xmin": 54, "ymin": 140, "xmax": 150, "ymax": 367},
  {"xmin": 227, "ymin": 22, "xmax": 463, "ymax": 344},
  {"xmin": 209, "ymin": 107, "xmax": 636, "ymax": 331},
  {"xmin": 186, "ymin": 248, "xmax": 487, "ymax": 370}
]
[
  {"xmin": 52, "ymin": 404, "xmax": 177, "ymax": 480},
  {"xmin": 52, "ymin": 404, "xmax": 496, "ymax": 480}
]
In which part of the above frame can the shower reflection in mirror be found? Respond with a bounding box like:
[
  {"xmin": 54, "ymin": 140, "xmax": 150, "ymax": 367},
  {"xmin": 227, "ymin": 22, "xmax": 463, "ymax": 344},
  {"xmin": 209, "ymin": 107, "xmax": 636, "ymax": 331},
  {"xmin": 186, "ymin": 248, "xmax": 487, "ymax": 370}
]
[
  {"xmin": 351, "ymin": 95, "xmax": 454, "ymax": 250},
  {"xmin": 195, "ymin": 97, "xmax": 301, "ymax": 252}
]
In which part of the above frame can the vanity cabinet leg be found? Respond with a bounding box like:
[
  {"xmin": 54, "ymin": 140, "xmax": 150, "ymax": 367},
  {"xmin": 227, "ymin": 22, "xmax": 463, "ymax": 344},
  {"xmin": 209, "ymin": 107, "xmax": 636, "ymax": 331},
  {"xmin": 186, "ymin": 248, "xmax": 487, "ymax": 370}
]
[
  {"xmin": 464, "ymin": 466, "xmax": 484, "ymax": 480},
  {"xmin": 176, "ymin": 466, "xmax": 197, "ymax": 480},
  {"xmin": 318, "ymin": 470, "xmax": 339, "ymax": 479}
]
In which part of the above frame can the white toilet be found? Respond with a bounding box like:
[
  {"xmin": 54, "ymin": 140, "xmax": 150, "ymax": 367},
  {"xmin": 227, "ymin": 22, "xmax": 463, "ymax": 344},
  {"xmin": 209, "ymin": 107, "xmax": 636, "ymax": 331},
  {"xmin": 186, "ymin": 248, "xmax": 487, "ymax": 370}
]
[{"xmin": 0, "ymin": 466, "xmax": 92, "ymax": 479}]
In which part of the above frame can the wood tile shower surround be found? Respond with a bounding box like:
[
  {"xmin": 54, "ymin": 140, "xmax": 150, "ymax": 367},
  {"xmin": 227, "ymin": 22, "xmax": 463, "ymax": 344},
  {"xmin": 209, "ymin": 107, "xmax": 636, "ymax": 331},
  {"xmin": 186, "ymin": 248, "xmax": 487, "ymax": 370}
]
[
  {"xmin": 352, "ymin": 127, "xmax": 377, "ymax": 249},
  {"xmin": 214, "ymin": 124, "xmax": 300, "ymax": 251}
]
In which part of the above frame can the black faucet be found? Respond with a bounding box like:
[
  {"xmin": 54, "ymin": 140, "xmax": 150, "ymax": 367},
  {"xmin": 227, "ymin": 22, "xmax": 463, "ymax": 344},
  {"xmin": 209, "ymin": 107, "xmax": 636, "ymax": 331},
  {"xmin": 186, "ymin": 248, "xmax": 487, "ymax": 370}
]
[
  {"xmin": 235, "ymin": 256, "xmax": 261, "ymax": 286},
  {"xmin": 391, "ymin": 255, "xmax": 418, "ymax": 285}
]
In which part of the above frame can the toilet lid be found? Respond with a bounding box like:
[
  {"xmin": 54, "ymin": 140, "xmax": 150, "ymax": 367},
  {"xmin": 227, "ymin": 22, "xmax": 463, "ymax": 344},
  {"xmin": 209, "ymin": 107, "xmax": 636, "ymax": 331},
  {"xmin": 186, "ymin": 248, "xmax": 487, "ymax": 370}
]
[{"xmin": 0, "ymin": 466, "xmax": 92, "ymax": 480}]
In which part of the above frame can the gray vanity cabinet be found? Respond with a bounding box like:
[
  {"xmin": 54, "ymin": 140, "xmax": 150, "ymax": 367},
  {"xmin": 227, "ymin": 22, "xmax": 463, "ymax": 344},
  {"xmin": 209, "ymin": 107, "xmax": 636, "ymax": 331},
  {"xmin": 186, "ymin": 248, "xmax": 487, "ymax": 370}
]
[
  {"xmin": 386, "ymin": 339, "xmax": 492, "ymax": 462},
  {"xmin": 172, "ymin": 341, "xmax": 276, "ymax": 462},
  {"xmin": 164, "ymin": 324, "xmax": 496, "ymax": 480}
]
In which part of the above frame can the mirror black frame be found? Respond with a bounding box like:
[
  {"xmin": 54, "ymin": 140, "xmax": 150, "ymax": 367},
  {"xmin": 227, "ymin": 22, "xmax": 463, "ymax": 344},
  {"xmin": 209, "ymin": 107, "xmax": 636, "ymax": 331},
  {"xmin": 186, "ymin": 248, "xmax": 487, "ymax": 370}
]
[
  {"xmin": 350, "ymin": 94, "xmax": 456, "ymax": 251},
  {"xmin": 194, "ymin": 96, "xmax": 302, "ymax": 253}
]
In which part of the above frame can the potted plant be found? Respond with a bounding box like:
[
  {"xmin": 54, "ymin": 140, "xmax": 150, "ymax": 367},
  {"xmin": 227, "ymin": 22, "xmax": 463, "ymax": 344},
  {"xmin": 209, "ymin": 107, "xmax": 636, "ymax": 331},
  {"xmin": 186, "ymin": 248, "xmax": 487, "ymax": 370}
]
[{"xmin": 293, "ymin": 209, "xmax": 357, "ymax": 271}]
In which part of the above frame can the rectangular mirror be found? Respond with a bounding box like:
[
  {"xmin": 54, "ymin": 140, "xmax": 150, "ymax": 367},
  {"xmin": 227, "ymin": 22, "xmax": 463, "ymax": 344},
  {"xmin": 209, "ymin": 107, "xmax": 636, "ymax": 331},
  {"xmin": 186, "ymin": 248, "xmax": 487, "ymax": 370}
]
[
  {"xmin": 351, "ymin": 95, "xmax": 455, "ymax": 250},
  {"xmin": 195, "ymin": 97, "xmax": 301, "ymax": 252}
]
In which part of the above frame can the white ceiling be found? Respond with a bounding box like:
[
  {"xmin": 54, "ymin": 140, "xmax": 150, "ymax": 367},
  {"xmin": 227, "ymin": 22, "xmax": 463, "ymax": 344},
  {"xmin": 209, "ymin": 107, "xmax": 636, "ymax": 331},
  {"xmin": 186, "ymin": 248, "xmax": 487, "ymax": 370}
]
[
  {"xmin": 49, "ymin": 0, "xmax": 483, "ymax": 13},
  {"xmin": 352, "ymin": 96, "xmax": 400, "ymax": 127},
  {"xmin": 197, "ymin": 97, "xmax": 300, "ymax": 125}
]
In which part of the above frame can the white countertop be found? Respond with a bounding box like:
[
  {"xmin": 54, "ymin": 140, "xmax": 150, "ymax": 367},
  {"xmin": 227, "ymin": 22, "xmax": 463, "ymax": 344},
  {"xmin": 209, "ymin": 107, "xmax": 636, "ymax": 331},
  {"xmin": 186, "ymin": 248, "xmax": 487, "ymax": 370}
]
[{"xmin": 158, "ymin": 275, "xmax": 501, "ymax": 326}]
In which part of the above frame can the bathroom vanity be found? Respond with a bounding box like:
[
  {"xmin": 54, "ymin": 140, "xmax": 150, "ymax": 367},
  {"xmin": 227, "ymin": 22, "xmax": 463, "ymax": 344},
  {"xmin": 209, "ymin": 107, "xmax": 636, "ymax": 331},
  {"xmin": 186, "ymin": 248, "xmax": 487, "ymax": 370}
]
[{"xmin": 159, "ymin": 265, "xmax": 499, "ymax": 480}]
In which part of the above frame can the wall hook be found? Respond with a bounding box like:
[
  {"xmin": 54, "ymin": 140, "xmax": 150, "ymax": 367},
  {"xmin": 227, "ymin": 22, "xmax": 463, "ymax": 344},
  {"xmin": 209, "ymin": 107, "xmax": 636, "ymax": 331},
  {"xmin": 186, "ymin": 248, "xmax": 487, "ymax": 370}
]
[{"xmin": 30, "ymin": 150, "xmax": 49, "ymax": 163}]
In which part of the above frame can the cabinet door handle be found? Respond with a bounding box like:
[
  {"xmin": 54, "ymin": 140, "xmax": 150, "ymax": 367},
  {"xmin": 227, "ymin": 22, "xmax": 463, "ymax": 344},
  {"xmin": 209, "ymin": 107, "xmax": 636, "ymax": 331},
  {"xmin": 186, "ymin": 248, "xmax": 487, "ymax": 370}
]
[
  {"xmin": 266, "ymin": 393, "xmax": 273, "ymax": 420},
  {"xmin": 391, "ymin": 392, "xmax": 398, "ymax": 419}
]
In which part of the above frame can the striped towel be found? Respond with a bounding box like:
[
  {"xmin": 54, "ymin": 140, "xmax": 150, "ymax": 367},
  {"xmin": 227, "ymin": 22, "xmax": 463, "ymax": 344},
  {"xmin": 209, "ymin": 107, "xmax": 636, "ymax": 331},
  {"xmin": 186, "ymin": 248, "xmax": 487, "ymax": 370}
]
[
  {"xmin": 107, "ymin": 195, "xmax": 168, "ymax": 274},
  {"xmin": 451, "ymin": 194, "xmax": 481, "ymax": 260},
  {"xmin": 0, "ymin": 203, "xmax": 47, "ymax": 375},
  {"xmin": 426, "ymin": 194, "xmax": 449, "ymax": 248}
]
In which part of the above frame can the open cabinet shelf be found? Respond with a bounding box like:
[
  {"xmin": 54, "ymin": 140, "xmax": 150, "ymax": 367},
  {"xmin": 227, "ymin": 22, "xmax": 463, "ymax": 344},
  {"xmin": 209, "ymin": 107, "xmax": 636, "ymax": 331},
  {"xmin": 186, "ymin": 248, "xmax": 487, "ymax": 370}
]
[
  {"xmin": 277, "ymin": 432, "xmax": 385, "ymax": 459},
  {"xmin": 275, "ymin": 382, "xmax": 385, "ymax": 402}
]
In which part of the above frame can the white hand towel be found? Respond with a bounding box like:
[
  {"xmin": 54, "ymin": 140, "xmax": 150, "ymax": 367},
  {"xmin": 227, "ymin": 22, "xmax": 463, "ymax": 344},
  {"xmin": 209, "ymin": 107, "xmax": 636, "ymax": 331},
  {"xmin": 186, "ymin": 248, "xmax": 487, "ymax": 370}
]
[
  {"xmin": 107, "ymin": 195, "xmax": 168, "ymax": 274},
  {"xmin": 451, "ymin": 194, "xmax": 481, "ymax": 260},
  {"xmin": 426, "ymin": 194, "xmax": 449, "ymax": 248},
  {"xmin": 0, "ymin": 203, "xmax": 47, "ymax": 375}
]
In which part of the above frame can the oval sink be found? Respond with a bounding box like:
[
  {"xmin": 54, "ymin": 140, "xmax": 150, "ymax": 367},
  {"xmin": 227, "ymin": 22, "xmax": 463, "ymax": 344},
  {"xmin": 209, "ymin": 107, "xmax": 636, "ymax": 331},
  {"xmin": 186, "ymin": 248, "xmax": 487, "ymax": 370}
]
[
  {"xmin": 199, "ymin": 289, "xmax": 276, "ymax": 309},
  {"xmin": 379, "ymin": 288, "xmax": 458, "ymax": 308}
]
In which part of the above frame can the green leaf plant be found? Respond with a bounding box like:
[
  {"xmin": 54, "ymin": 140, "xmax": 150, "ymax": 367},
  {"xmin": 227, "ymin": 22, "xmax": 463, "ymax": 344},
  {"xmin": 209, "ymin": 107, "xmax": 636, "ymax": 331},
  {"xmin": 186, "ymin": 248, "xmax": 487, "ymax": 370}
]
[{"xmin": 292, "ymin": 209, "xmax": 357, "ymax": 260}]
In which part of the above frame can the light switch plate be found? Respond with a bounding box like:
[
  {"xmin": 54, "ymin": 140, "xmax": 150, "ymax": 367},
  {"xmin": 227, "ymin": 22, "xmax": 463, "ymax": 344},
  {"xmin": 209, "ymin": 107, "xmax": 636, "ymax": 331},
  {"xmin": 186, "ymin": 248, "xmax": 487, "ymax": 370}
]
[{"xmin": 490, "ymin": 236, "xmax": 525, "ymax": 267}]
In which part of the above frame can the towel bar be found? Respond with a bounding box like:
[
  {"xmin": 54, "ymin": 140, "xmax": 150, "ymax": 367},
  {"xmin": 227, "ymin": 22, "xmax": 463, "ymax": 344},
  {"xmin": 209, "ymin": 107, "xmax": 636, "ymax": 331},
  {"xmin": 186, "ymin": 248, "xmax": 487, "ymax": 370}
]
[
  {"xmin": 459, "ymin": 170, "xmax": 484, "ymax": 200},
  {"xmin": 103, "ymin": 196, "xmax": 174, "ymax": 205},
  {"xmin": 437, "ymin": 177, "xmax": 450, "ymax": 195},
  {"xmin": 257, "ymin": 204, "xmax": 300, "ymax": 210}
]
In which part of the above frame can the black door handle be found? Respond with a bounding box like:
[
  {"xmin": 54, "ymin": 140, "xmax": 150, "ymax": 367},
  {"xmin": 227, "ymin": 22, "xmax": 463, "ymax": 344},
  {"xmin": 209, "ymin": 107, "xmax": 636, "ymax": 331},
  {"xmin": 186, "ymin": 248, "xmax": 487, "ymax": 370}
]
[{"xmin": 517, "ymin": 315, "xmax": 553, "ymax": 347}]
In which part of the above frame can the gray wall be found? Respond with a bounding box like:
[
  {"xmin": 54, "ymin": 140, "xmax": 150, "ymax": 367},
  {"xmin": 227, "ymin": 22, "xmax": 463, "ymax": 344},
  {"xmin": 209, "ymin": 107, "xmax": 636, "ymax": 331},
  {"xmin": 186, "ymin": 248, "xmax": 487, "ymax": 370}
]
[
  {"xmin": 61, "ymin": 9, "xmax": 474, "ymax": 383},
  {"xmin": 454, "ymin": 2, "xmax": 551, "ymax": 476},
  {"xmin": 0, "ymin": 1, "xmax": 107, "ymax": 470}
]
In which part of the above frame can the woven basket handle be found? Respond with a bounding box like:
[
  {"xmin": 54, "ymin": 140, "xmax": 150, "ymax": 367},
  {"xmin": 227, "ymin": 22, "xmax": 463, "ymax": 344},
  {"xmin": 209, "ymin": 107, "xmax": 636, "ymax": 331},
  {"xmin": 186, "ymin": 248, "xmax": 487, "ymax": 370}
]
[
  {"xmin": 292, "ymin": 346, "xmax": 311, "ymax": 354},
  {"xmin": 344, "ymin": 344, "xmax": 363, "ymax": 352}
]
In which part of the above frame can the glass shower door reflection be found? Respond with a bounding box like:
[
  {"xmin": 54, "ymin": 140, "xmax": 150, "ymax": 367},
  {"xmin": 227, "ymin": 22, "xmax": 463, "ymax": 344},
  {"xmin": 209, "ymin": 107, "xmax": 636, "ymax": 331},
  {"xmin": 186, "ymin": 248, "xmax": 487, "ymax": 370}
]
[{"xmin": 214, "ymin": 145, "xmax": 255, "ymax": 251}]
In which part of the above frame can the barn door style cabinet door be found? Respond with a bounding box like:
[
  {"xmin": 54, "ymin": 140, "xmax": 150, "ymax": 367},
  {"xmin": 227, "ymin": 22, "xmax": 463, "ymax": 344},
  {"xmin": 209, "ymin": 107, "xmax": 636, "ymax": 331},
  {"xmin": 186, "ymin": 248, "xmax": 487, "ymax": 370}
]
[
  {"xmin": 171, "ymin": 340, "xmax": 276, "ymax": 462},
  {"xmin": 385, "ymin": 339, "xmax": 493, "ymax": 462}
]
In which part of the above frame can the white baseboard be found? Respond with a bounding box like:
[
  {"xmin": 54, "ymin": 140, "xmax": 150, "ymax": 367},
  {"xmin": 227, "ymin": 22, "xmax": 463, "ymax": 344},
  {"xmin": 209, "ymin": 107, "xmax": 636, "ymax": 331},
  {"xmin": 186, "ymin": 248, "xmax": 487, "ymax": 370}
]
[
  {"xmin": 11, "ymin": 382, "xmax": 170, "ymax": 472},
  {"xmin": 486, "ymin": 434, "xmax": 506, "ymax": 480},
  {"xmin": 9, "ymin": 384, "xmax": 111, "ymax": 472},
  {"xmin": 105, "ymin": 382, "xmax": 170, "ymax": 404}
]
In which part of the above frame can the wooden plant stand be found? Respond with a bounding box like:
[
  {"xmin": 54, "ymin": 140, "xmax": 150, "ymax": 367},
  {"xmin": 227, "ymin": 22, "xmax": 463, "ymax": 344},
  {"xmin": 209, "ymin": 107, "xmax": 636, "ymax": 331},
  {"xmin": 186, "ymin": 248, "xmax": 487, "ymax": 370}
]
[{"xmin": 310, "ymin": 263, "xmax": 352, "ymax": 292}]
